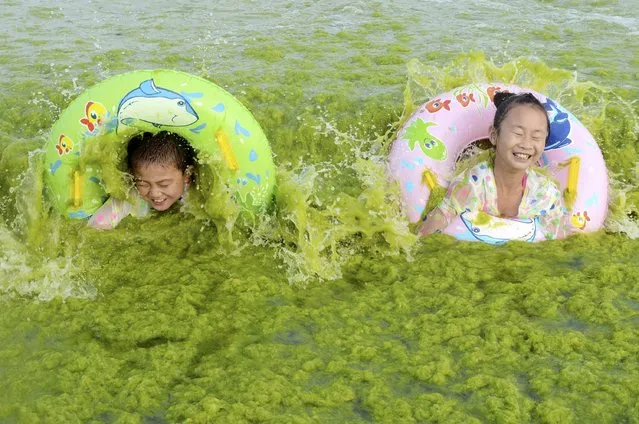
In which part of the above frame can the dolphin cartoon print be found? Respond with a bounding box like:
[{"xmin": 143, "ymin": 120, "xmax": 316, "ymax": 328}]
[
  {"xmin": 117, "ymin": 79, "xmax": 199, "ymax": 129},
  {"xmin": 543, "ymin": 98, "xmax": 572, "ymax": 151},
  {"xmin": 459, "ymin": 210, "xmax": 538, "ymax": 245}
]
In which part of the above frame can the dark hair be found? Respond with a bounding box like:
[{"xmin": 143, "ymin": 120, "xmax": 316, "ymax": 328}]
[
  {"xmin": 127, "ymin": 131, "xmax": 196, "ymax": 174},
  {"xmin": 492, "ymin": 92, "xmax": 550, "ymax": 142}
]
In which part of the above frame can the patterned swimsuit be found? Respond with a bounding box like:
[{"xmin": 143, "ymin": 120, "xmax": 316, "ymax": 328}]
[
  {"xmin": 87, "ymin": 185, "xmax": 189, "ymax": 229},
  {"xmin": 423, "ymin": 160, "xmax": 569, "ymax": 240}
]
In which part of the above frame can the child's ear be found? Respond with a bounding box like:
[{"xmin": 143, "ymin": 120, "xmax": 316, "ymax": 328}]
[{"xmin": 488, "ymin": 126, "xmax": 498, "ymax": 146}]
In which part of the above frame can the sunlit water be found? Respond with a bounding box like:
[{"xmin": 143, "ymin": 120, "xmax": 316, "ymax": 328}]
[{"xmin": 1, "ymin": 0, "xmax": 638, "ymax": 422}]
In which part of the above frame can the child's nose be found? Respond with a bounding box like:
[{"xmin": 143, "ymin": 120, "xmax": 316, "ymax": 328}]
[
  {"xmin": 149, "ymin": 186, "xmax": 162, "ymax": 197},
  {"xmin": 521, "ymin": 136, "xmax": 535, "ymax": 148}
]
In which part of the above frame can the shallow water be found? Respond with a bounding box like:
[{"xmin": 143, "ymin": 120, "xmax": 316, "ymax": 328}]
[{"xmin": 1, "ymin": 0, "xmax": 639, "ymax": 422}]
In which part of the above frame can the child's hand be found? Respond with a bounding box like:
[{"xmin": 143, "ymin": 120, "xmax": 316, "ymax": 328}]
[
  {"xmin": 87, "ymin": 197, "xmax": 132, "ymax": 230},
  {"xmin": 87, "ymin": 213, "xmax": 114, "ymax": 230}
]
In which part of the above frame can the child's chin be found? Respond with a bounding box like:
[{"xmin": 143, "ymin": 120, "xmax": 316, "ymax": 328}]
[
  {"xmin": 508, "ymin": 157, "xmax": 533, "ymax": 169},
  {"xmin": 151, "ymin": 201, "xmax": 174, "ymax": 211}
]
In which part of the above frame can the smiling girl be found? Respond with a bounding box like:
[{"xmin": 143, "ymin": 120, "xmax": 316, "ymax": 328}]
[{"xmin": 419, "ymin": 92, "xmax": 569, "ymax": 240}]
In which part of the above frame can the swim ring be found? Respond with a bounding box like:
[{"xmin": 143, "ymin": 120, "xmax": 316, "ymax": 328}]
[
  {"xmin": 389, "ymin": 83, "xmax": 608, "ymax": 244},
  {"xmin": 45, "ymin": 70, "xmax": 275, "ymax": 218}
]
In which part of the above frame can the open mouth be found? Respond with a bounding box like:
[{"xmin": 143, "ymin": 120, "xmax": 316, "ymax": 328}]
[{"xmin": 513, "ymin": 152, "xmax": 532, "ymax": 161}]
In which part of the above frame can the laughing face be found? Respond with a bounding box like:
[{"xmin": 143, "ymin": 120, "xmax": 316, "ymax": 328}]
[
  {"xmin": 490, "ymin": 104, "xmax": 548, "ymax": 173},
  {"xmin": 133, "ymin": 163, "xmax": 189, "ymax": 211}
]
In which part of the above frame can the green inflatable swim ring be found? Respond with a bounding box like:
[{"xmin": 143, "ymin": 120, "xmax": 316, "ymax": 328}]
[{"xmin": 44, "ymin": 70, "xmax": 276, "ymax": 219}]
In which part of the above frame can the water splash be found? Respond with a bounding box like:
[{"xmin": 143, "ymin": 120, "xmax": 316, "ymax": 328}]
[{"xmin": 0, "ymin": 224, "xmax": 96, "ymax": 301}]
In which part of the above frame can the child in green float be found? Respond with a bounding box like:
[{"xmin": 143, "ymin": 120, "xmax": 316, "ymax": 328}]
[
  {"xmin": 88, "ymin": 131, "xmax": 196, "ymax": 230},
  {"xmin": 419, "ymin": 92, "xmax": 569, "ymax": 240}
]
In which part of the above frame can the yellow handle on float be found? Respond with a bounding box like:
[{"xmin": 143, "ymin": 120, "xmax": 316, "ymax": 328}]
[
  {"xmin": 215, "ymin": 129, "xmax": 239, "ymax": 171},
  {"xmin": 560, "ymin": 156, "xmax": 580, "ymax": 208},
  {"xmin": 72, "ymin": 170, "xmax": 82, "ymax": 208},
  {"xmin": 421, "ymin": 168, "xmax": 437, "ymax": 190}
]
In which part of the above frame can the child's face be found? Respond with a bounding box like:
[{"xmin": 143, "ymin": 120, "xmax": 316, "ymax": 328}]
[
  {"xmin": 490, "ymin": 104, "xmax": 548, "ymax": 173},
  {"xmin": 133, "ymin": 163, "xmax": 188, "ymax": 211}
]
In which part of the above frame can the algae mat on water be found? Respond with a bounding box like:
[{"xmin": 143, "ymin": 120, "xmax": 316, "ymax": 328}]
[
  {"xmin": 1, "ymin": 223, "xmax": 639, "ymax": 423},
  {"xmin": 2, "ymin": 0, "xmax": 639, "ymax": 423}
]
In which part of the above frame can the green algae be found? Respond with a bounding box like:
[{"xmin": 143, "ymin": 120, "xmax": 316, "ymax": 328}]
[
  {"xmin": 1, "ymin": 2, "xmax": 639, "ymax": 423},
  {"xmin": 2, "ymin": 229, "xmax": 638, "ymax": 422}
]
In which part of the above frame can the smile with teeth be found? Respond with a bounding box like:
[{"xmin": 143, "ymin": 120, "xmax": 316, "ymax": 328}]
[{"xmin": 513, "ymin": 152, "xmax": 532, "ymax": 160}]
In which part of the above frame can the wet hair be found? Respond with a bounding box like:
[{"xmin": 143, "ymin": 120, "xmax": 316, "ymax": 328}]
[
  {"xmin": 492, "ymin": 92, "xmax": 550, "ymax": 143},
  {"xmin": 127, "ymin": 131, "xmax": 196, "ymax": 174}
]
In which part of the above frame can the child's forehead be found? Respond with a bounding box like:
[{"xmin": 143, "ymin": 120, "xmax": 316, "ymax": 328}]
[
  {"xmin": 133, "ymin": 162, "xmax": 182, "ymax": 177},
  {"xmin": 502, "ymin": 106, "xmax": 548, "ymax": 125}
]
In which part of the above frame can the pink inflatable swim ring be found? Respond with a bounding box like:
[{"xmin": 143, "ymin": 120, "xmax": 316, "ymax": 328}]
[{"xmin": 389, "ymin": 83, "xmax": 608, "ymax": 244}]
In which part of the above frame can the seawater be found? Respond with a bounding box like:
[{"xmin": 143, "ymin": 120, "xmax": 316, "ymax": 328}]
[{"xmin": 1, "ymin": 0, "xmax": 639, "ymax": 422}]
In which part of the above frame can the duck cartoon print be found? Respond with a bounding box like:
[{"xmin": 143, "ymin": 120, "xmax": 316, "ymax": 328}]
[
  {"xmin": 455, "ymin": 92, "xmax": 475, "ymax": 107},
  {"xmin": 425, "ymin": 98, "xmax": 451, "ymax": 113},
  {"xmin": 55, "ymin": 134, "xmax": 73, "ymax": 155},
  {"xmin": 570, "ymin": 211, "xmax": 590, "ymax": 230},
  {"xmin": 79, "ymin": 101, "xmax": 108, "ymax": 132},
  {"xmin": 542, "ymin": 98, "xmax": 572, "ymax": 151},
  {"xmin": 117, "ymin": 79, "xmax": 199, "ymax": 130},
  {"xmin": 402, "ymin": 118, "xmax": 447, "ymax": 160}
]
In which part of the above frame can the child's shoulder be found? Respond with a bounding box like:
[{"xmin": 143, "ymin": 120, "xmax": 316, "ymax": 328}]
[
  {"xmin": 450, "ymin": 159, "xmax": 492, "ymax": 185},
  {"xmin": 526, "ymin": 167, "xmax": 564, "ymax": 210},
  {"xmin": 128, "ymin": 190, "xmax": 151, "ymax": 217},
  {"xmin": 528, "ymin": 167, "xmax": 561, "ymax": 192}
]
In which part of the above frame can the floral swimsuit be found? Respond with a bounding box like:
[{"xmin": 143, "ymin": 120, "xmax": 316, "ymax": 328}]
[
  {"xmin": 423, "ymin": 160, "xmax": 568, "ymax": 240},
  {"xmin": 87, "ymin": 193, "xmax": 150, "ymax": 229},
  {"xmin": 87, "ymin": 184, "xmax": 189, "ymax": 229}
]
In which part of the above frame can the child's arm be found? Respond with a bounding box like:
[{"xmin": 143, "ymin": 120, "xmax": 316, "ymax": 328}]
[
  {"xmin": 539, "ymin": 207, "xmax": 569, "ymax": 240},
  {"xmin": 88, "ymin": 197, "xmax": 135, "ymax": 230},
  {"xmin": 418, "ymin": 206, "xmax": 453, "ymax": 235},
  {"xmin": 419, "ymin": 171, "xmax": 477, "ymax": 236},
  {"xmin": 537, "ymin": 185, "xmax": 569, "ymax": 240},
  {"xmin": 87, "ymin": 195, "xmax": 149, "ymax": 230}
]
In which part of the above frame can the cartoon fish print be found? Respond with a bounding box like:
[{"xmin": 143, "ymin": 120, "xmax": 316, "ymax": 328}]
[
  {"xmin": 425, "ymin": 98, "xmax": 451, "ymax": 113},
  {"xmin": 570, "ymin": 211, "xmax": 590, "ymax": 230},
  {"xmin": 460, "ymin": 210, "xmax": 537, "ymax": 245},
  {"xmin": 79, "ymin": 101, "xmax": 108, "ymax": 132},
  {"xmin": 117, "ymin": 79, "xmax": 199, "ymax": 130},
  {"xmin": 402, "ymin": 119, "xmax": 447, "ymax": 160},
  {"xmin": 542, "ymin": 98, "xmax": 572, "ymax": 151},
  {"xmin": 55, "ymin": 134, "xmax": 73, "ymax": 155},
  {"xmin": 487, "ymin": 86, "xmax": 509, "ymax": 101},
  {"xmin": 455, "ymin": 92, "xmax": 475, "ymax": 107}
]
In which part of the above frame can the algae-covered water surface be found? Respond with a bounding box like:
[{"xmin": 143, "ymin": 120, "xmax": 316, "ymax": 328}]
[{"xmin": 2, "ymin": 1, "xmax": 639, "ymax": 422}]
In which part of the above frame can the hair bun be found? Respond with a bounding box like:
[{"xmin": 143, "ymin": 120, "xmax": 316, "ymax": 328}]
[{"xmin": 493, "ymin": 91, "xmax": 516, "ymax": 109}]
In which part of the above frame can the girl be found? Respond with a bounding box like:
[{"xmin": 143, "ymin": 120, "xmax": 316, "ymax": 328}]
[{"xmin": 419, "ymin": 92, "xmax": 568, "ymax": 240}]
